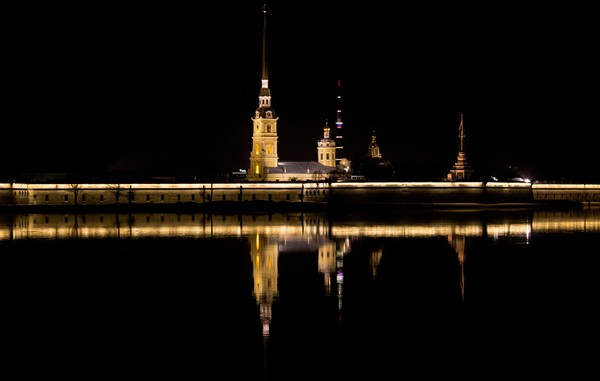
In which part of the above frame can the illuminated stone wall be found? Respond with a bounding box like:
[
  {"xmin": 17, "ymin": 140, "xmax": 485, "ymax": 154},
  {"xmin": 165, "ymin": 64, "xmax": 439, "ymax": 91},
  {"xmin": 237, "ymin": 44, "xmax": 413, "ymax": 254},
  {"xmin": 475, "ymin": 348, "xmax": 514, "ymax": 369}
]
[{"xmin": 2, "ymin": 182, "xmax": 600, "ymax": 208}]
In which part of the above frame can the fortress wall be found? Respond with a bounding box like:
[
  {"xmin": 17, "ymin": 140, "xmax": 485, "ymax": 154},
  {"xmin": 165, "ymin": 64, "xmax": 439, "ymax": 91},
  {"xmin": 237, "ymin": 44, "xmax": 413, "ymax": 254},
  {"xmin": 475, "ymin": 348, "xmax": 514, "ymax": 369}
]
[
  {"xmin": 3, "ymin": 183, "xmax": 308, "ymax": 207},
  {"xmin": 2, "ymin": 182, "xmax": 600, "ymax": 208},
  {"xmin": 532, "ymin": 184, "xmax": 600, "ymax": 203},
  {"xmin": 327, "ymin": 182, "xmax": 534, "ymax": 205},
  {"xmin": 0, "ymin": 183, "xmax": 15, "ymax": 205}
]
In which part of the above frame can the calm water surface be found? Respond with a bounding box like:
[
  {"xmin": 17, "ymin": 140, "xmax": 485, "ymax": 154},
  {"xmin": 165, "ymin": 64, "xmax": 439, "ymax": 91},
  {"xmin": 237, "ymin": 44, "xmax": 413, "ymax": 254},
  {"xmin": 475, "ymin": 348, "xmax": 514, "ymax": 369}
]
[{"xmin": 2, "ymin": 207, "xmax": 599, "ymax": 379}]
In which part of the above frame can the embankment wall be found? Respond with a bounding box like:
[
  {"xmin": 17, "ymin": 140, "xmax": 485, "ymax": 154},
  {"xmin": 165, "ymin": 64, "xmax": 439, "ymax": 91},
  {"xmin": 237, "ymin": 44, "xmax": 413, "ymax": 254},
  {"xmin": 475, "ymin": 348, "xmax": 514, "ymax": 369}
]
[{"xmin": 1, "ymin": 182, "xmax": 598, "ymax": 211}]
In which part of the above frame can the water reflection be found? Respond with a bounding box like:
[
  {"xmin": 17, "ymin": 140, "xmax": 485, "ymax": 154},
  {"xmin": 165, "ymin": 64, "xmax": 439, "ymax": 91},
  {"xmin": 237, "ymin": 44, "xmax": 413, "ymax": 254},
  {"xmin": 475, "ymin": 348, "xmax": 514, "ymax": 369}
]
[
  {"xmin": 2, "ymin": 207, "xmax": 598, "ymax": 379},
  {"xmin": 3, "ymin": 207, "xmax": 599, "ymax": 241}
]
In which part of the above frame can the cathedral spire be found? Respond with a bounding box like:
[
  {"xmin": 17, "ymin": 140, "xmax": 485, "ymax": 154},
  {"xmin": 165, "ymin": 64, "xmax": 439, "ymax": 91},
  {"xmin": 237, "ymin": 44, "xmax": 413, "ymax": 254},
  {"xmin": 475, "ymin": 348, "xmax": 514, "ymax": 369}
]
[
  {"xmin": 458, "ymin": 113, "xmax": 465, "ymax": 152},
  {"xmin": 258, "ymin": 1, "xmax": 271, "ymax": 109},
  {"xmin": 249, "ymin": 1, "xmax": 279, "ymax": 181}
]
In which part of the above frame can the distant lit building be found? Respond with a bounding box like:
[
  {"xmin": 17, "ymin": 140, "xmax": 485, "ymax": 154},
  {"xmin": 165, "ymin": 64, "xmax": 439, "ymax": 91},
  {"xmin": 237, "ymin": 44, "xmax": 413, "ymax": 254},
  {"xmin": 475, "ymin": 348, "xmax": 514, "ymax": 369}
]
[
  {"xmin": 355, "ymin": 130, "xmax": 395, "ymax": 181},
  {"xmin": 317, "ymin": 120, "xmax": 336, "ymax": 167},
  {"xmin": 447, "ymin": 113, "xmax": 474, "ymax": 181},
  {"xmin": 247, "ymin": 4, "xmax": 336, "ymax": 182}
]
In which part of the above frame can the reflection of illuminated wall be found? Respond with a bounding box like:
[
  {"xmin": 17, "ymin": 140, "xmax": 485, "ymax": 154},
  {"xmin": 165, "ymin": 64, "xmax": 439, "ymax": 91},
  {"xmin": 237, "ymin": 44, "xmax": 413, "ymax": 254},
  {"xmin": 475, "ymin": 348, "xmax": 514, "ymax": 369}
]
[
  {"xmin": 330, "ymin": 224, "xmax": 528, "ymax": 238},
  {"xmin": 2, "ymin": 209, "xmax": 600, "ymax": 242},
  {"xmin": 532, "ymin": 208, "xmax": 600, "ymax": 232}
]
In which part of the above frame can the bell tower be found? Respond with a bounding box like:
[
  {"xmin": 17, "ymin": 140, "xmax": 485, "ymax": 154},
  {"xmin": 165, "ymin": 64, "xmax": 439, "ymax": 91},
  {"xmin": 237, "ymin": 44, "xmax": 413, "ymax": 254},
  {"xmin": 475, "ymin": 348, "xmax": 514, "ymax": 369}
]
[
  {"xmin": 248, "ymin": 2, "xmax": 279, "ymax": 181},
  {"xmin": 318, "ymin": 120, "xmax": 336, "ymax": 167}
]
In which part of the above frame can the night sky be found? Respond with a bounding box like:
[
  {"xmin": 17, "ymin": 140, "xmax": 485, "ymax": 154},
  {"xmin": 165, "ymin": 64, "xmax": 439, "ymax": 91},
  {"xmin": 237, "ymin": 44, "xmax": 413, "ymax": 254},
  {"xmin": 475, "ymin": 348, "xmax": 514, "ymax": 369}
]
[{"xmin": 4, "ymin": 2, "xmax": 598, "ymax": 182}]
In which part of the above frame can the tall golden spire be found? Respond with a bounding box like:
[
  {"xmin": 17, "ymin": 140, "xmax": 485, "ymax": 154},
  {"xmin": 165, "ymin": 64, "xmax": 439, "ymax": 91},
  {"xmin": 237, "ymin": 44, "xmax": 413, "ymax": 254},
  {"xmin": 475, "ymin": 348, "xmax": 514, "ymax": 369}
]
[
  {"xmin": 458, "ymin": 113, "xmax": 465, "ymax": 153},
  {"xmin": 261, "ymin": 1, "xmax": 268, "ymax": 82},
  {"xmin": 249, "ymin": 1, "xmax": 279, "ymax": 181}
]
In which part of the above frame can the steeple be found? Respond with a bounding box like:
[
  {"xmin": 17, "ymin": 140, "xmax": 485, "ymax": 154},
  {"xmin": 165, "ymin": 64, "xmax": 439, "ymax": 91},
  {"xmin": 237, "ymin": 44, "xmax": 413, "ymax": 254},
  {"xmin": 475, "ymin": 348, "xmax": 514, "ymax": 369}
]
[
  {"xmin": 447, "ymin": 113, "xmax": 473, "ymax": 181},
  {"xmin": 258, "ymin": 1, "xmax": 271, "ymax": 109},
  {"xmin": 248, "ymin": 1, "xmax": 279, "ymax": 181},
  {"xmin": 367, "ymin": 129, "xmax": 382, "ymax": 159}
]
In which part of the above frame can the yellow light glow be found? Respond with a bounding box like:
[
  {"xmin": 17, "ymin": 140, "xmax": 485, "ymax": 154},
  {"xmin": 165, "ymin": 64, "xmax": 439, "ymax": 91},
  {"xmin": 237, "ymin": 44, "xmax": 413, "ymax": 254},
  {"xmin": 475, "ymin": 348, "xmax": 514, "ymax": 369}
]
[{"xmin": 3, "ymin": 209, "xmax": 599, "ymax": 241}]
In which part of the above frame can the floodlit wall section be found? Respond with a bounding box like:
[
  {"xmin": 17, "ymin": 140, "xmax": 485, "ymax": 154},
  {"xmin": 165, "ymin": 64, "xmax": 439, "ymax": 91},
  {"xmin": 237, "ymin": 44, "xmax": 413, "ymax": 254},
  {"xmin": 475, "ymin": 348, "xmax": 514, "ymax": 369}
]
[
  {"xmin": 5, "ymin": 183, "xmax": 308, "ymax": 206},
  {"xmin": 532, "ymin": 183, "xmax": 600, "ymax": 202},
  {"xmin": 1, "ymin": 182, "xmax": 600, "ymax": 206}
]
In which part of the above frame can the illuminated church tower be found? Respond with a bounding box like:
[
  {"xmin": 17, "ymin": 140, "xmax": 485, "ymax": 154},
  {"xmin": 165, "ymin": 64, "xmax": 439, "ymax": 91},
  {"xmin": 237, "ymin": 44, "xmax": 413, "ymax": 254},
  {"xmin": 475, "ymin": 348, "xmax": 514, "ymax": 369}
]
[
  {"xmin": 367, "ymin": 129, "xmax": 382, "ymax": 159},
  {"xmin": 317, "ymin": 120, "xmax": 336, "ymax": 167},
  {"xmin": 246, "ymin": 2, "xmax": 336, "ymax": 182},
  {"xmin": 248, "ymin": 3, "xmax": 279, "ymax": 181}
]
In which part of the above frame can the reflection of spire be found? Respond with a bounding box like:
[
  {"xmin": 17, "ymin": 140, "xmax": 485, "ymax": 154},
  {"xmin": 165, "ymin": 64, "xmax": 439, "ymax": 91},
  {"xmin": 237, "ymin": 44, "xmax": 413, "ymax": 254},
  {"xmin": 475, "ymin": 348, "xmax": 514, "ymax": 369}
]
[
  {"xmin": 448, "ymin": 233, "xmax": 466, "ymax": 303},
  {"xmin": 250, "ymin": 234, "xmax": 278, "ymax": 337},
  {"xmin": 335, "ymin": 237, "xmax": 350, "ymax": 319},
  {"xmin": 370, "ymin": 247, "xmax": 382, "ymax": 278}
]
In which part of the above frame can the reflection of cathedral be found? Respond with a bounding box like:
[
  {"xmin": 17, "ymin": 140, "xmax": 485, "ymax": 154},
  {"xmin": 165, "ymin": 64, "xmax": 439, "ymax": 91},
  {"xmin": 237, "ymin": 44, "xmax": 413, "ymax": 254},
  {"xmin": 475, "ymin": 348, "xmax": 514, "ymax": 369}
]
[
  {"xmin": 370, "ymin": 247, "xmax": 382, "ymax": 279},
  {"xmin": 249, "ymin": 234, "xmax": 278, "ymax": 336},
  {"xmin": 448, "ymin": 233, "xmax": 466, "ymax": 302},
  {"xmin": 318, "ymin": 241, "xmax": 337, "ymax": 296},
  {"xmin": 248, "ymin": 231, "xmax": 349, "ymax": 335}
]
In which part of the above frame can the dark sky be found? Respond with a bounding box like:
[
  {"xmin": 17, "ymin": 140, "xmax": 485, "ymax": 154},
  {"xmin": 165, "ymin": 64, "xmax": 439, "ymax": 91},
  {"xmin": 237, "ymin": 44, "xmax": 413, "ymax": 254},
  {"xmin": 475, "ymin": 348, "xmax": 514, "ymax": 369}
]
[{"xmin": 3, "ymin": 1, "xmax": 598, "ymax": 182}]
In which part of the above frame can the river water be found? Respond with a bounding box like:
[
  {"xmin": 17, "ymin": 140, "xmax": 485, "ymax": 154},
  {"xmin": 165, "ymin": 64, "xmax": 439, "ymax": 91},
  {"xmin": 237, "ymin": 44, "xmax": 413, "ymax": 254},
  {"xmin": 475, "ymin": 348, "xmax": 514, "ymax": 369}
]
[{"xmin": 2, "ymin": 207, "xmax": 598, "ymax": 379}]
